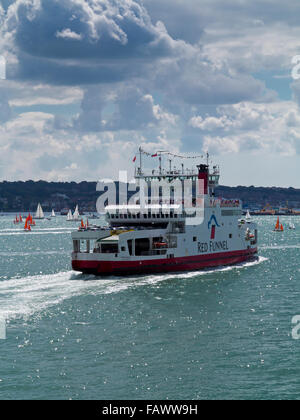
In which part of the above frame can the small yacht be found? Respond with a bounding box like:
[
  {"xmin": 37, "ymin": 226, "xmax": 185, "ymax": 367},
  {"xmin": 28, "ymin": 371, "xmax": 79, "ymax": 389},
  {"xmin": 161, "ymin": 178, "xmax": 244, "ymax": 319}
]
[
  {"xmin": 66, "ymin": 209, "xmax": 73, "ymax": 221},
  {"xmin": 245, "ymin": 210, "xmax": 252, "ymax": 223},
  {"xmin": 289, "ymin": 222, "xmax": 295, "ymax": 230},
  {"xmin": 73, "ymin": 205, "xmax": 80, "ymax": 221},
  {"xmin": 34, "ymin": 203, "xmax": 44, "ymax": 220},
  {"xmin": 51, "ymin": 209, "xmax": 56, "ymax": 217},
  {"xmin": 274, "ymin": 217, "xmax": 284, "ymax": 232}
]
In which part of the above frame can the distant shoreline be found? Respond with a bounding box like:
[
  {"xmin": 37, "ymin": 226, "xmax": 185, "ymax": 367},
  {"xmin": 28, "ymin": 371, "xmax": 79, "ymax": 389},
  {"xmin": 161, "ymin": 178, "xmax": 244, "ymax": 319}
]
[{"xmin": 1, "ymin": 181, "xmax": 300, "ymax": 212}]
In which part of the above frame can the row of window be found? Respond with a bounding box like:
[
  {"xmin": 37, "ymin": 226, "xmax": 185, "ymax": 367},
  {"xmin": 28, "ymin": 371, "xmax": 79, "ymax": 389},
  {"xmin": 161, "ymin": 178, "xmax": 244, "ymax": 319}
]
[{"xmin": 108, "ymin": 213, "xmax": 182, "ymax": 219}]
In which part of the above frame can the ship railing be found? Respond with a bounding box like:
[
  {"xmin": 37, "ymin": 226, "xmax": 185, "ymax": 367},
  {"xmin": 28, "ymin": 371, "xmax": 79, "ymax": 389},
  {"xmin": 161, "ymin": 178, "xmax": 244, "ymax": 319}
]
[{"xmin": 136, "ymin": 168, "xmax": 199, "ymax": 177}]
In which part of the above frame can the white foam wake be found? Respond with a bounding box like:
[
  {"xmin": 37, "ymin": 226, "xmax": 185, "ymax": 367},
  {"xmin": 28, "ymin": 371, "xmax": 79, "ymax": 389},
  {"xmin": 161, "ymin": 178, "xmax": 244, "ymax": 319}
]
[
  {"xmin": 261, "ymin": 245, "xmax": 300, "ymax": 250},
  {"xmin": 0, "ymin": 256, "xmax": 267, "ymax": 321}
]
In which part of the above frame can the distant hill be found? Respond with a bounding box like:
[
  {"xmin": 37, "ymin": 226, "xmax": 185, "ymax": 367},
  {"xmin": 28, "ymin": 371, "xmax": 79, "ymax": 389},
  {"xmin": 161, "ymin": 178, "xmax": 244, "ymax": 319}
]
[
  {"xmin": 1, "ymin": 180, "xmax": 300, "ymax": 212},
  {"xmin": 216, "ymin": 185, "xmax": 300, "ymax": 210},
  {"xmin": 0, "ymin": 181, "xmax": 97, "ymax": 212}
]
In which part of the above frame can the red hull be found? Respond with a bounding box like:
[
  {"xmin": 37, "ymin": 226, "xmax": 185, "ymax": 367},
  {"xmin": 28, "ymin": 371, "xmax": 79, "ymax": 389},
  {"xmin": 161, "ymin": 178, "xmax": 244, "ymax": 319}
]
[{"xmin": 72, "ymin": 248, "xmax": 258, "ymax": 276}]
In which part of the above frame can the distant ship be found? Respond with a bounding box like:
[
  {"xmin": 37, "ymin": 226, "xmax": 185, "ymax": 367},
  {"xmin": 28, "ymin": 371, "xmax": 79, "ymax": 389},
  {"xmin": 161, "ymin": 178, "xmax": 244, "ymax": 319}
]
[{"xmin": 71, "ymin": 150, "xmax": 258, "ymax": 276}]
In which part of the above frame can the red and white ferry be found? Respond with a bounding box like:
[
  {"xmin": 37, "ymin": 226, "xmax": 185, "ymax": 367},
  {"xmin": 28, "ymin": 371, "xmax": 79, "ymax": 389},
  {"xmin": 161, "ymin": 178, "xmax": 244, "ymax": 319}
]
[{"xmin": 72, "ymin": 152, "xmax": 258, "ymax": 276}]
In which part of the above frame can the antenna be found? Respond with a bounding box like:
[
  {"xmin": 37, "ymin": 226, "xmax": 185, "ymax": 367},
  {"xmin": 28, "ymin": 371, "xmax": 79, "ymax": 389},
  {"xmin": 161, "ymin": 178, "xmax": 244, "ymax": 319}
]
[
  {"xmin": 139, "ymin": 146, "xmax": 143, "ymax": 175},
  {"xmin": 157, "ymin": 150, "xmax": 167, "ymax": 175}
]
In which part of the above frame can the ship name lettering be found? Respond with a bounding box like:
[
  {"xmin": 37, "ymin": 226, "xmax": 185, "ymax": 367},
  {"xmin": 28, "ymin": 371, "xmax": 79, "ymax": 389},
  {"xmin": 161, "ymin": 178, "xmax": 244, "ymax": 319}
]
[
  {"xmin": 198, "ymin": 242, "xmax": 208, "ymax": 253},
  {"xmin": 209, "ymin": 240, "xmax": 229, "ymax": 251}
]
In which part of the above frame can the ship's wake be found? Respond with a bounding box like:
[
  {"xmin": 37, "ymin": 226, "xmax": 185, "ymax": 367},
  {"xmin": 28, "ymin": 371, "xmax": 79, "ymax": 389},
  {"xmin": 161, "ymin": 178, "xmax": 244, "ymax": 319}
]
[{"xmin": 0, "ymin": 256, "xmax": 267, "ymax": 321}]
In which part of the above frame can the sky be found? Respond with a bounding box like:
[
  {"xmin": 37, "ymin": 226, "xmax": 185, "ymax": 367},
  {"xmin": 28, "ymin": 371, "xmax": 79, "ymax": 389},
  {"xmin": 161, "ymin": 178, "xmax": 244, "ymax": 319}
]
[{"xmin": 1, "ymin": 0, "xmax": 300, "ymax": 186}]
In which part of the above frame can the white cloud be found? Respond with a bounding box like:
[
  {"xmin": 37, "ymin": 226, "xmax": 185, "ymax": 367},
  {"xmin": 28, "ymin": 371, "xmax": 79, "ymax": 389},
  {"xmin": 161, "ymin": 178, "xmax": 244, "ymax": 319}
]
[
  {"xmin": 1, "ymin": 0, "xmax": 300, "ymax": 184},
  {"xmin": 194, "ymin": 101, "xmax": 300, "ymax": 156},
  {"xmin": 55, "ymin": 28, "xmax": 83, "ymax": 41}
]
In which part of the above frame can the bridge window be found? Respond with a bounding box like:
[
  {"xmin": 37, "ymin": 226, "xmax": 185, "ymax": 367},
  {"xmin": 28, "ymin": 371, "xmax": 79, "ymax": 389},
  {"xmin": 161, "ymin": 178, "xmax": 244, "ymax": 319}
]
[
  {"xmin": 101, "ymin": 244, "xmax": 118, "ymax": 254},
  {"xmin": 135, "ymin": 238, "xmax": 150, "ymax": 256},
  {"xmin": 127, "ymin": 240, "xmax": 133, "ymax": 256}
]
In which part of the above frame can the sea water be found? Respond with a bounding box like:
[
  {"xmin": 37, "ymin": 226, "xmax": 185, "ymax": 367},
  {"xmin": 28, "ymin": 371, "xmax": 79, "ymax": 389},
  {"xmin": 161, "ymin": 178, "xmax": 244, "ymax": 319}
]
[{"xmin": 0, "ymin": 214, "xmax": 299, "ymax": 400}]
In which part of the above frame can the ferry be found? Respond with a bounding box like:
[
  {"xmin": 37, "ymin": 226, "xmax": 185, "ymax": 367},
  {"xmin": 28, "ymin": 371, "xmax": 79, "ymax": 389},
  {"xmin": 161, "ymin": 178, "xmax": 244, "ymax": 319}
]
[{"xmin": 71, "ymin": 152, "xmax": 258, "ymax": 276}]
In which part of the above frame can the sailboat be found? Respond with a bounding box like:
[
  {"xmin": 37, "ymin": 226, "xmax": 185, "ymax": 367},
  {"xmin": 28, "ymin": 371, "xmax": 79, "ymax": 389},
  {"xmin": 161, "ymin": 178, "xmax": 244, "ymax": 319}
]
[
  {"xmin": 51, "ymin": 209, "xmax": 56, "ymax": 218},
  {"xmin": 66, "ymin": 209, "xmax": 73, "ymax": 221},
  {"xmin": 73, "ymin": 205, "xmax": 80, "ymax": 221},
  {"xmin": 245, "ymin": 210, "xmax": 252, "ymax": 222},
  {"xmin": 34, "ymin": 203, "xmax": 44, "ymax": 220},
  {"xmin": 274, "ymin": 217, "xmax": 284, "ymax": 232},
  {"xmin": 289, "ymin": 222, "xmax": 295, "ymax": 230},
  {"xmin": 24, "ymin": 215, "xmax": 32, "ymax": 231}
]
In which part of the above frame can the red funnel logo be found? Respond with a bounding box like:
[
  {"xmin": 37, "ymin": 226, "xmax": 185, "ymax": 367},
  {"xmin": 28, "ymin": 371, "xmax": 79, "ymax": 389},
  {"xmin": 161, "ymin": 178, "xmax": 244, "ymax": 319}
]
[
  {"xmin": 210, "ymin": 225, "xmax": 216, "ymax": 240},
  {"xmin": 208, "ymin": 215, "xmax": 220, "ymax": 240}
]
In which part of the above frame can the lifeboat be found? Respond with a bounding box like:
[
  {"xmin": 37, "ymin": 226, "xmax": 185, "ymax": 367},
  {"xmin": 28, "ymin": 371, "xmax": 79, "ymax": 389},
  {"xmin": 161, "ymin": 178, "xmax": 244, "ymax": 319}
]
[{"xmin": 153, "ymin": 242, "xmax": 168, "ymax": 248}]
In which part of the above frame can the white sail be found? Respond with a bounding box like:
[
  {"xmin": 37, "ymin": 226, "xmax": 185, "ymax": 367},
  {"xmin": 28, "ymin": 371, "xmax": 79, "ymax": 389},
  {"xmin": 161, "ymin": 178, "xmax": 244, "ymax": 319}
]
[
  {"xmin": 73, "ymin": 205, "xmax": 80, "ymax": 220},
  {"xmin": 67, "ymin": 209, "xmax": 73, "ymax": 221},
  {"xmin": 51, "ymin": 209, "xmax": 56, "ymax": 217},
  {"xmin": 245, "ymin": 210, "xmax": 251, "ymax": 221},
  {"xmin": 35, "ymin": 203, "xmax": 44, "ymax": 219}
]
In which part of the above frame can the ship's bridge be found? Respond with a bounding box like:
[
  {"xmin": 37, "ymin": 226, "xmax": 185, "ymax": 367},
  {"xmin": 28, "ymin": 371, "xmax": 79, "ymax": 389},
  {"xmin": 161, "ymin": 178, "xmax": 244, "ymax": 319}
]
[{"xmin": 134, "ymin": 165, "xmax": 220, "ymax": 193}]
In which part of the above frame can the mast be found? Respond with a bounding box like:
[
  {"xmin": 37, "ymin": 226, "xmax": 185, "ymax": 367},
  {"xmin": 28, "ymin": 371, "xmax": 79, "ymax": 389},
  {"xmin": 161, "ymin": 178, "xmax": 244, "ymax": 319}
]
[
  {"xmin": 157, "ymin": 151, "xmax": 165, "ymax": 175},
  {"xmin": 139, "ymin": 146, "xmax": 142, "ymax": 175}
]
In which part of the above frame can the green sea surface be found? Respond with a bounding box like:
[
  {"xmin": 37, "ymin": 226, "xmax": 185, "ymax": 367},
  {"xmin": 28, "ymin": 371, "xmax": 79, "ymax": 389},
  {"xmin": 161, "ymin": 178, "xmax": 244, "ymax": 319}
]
[{"xmin": 0, "ymin": 214, "xmax": 299, "ymax": 400}]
